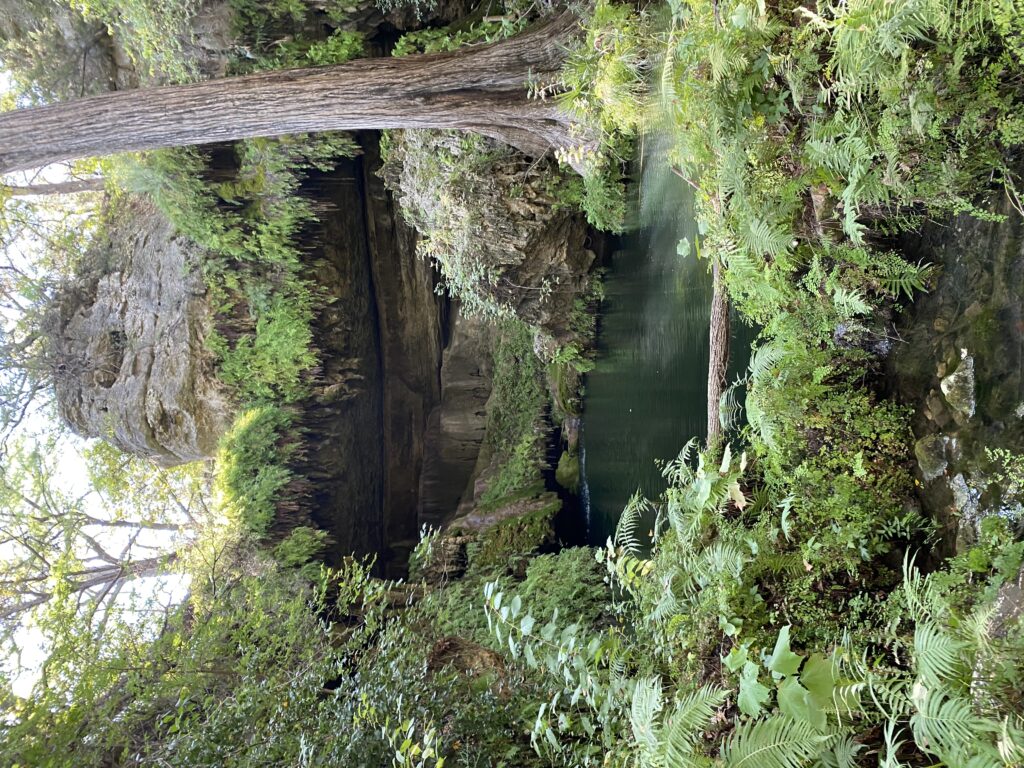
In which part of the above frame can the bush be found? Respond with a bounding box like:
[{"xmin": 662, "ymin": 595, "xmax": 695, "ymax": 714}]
[{"xmin": 213, "ymin": 406, "xmax": 295, "ymax": 539}]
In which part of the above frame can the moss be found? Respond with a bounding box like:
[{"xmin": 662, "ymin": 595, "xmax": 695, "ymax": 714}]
[
  {"xmin": 469, "ymin": 496, "xmax": 561, "ymax": 572},
  {"xmin": 479, "ymin": 323, "xmax": 550, "ymax": 506},
  {"xmin": 555, "ymin": 450, "xmax": 580, "ymax": 494}
]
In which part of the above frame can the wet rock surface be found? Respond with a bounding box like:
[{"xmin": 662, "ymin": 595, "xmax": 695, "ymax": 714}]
[
  {"xmin": 53, "ymin": 196, "xmax": 233, "ymax": 465},
  {"xmin": 890, "ymin": 187, "xmax": 1024, "ymax": 555}
]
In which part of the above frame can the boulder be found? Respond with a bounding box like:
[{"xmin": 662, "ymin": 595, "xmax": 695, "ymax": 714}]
[
  {"xmin": 53, "ymin": 196, "xmax": 232, "ymax": 465},
  {"xmin": 940, "ymin": 350, "xmax": 977, "ymax": 422},
  {"xmin": 914, "ymin": 434, "xmax": 950, "ymax": 481}
]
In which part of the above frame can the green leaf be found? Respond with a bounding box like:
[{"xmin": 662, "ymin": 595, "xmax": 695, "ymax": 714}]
[
  {"xmin": 777, "ymin": 677, "xmax": 826, "ymax": 732},
  {"xmin": 766, "ymin": 626, "xmax": 803, "ymax": 678},
  {"xmin": 724, "ymin": 645, "xmax": 749, "ymax": 673},
  {"xmin": 799, "ymin": 653, "xmax": 837, "ymax": 709},
  {"xmin": 738, "ymin": 661, "xmax": 770, "ymax": 717},
  {"xmin": 520, "ymin": 614, "xmax": 535, "ymax": 636}
]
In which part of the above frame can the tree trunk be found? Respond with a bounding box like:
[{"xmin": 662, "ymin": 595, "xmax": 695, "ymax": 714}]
[
  {"xmin": 5, "ymin": 177, "xmax": 105, "ymax": 196},
  {"xmin": 0, "ymin": 14, "xmax": 582, "ymax": 174},
  {"xmin": 706, "ymin": 258, "xmax": 730, "ymax": 443}
]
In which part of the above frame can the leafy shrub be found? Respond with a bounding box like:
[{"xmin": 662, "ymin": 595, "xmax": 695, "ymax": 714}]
[{"xmin": 213, "ymin": 406, "xmax": 294, "ymax": 539}]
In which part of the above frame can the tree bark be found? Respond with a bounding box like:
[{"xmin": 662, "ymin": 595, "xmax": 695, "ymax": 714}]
[
  {"xmin": 706, "ymin": 258, "xmax": 730, "ymax": 443},
  {"xmin": 5, "ymin": 177, "xmax": 105, "ymax": 196},
  {"xmin": 0, "ymin": 14, "xmax": 582, "ymax": 174}
]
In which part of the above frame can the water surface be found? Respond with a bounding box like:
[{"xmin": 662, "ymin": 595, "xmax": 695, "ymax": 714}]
[{"xmin": 581, "ymin": 141, "xmax": 755, "ymax": 544}]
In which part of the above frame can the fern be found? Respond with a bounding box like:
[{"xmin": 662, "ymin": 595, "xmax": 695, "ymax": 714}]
[
  {"xmin": 659, "ymin": 686, "xmax": 727, "ymax": 767},
  {"xmin": 741, "ymin": 217, "xmax": 793, "ymax": 261},
  {"xmin": 831, "ymin": 286, "xmax": 872, "ymax": 317},
  {"xmin": 748, "ymin": 342, "xmax": 787, "ymax": 386},
  {"xmin": 721, "ymin": 716, "xmax": 830, "ymax": 768},
  {"xmin": 631, "ymin": 676, "xmax": 664, "ymax": 755},
  {"xmin": 913, "ymin": 620, "xmax": 966, "ymax": 688},
  {"xmin": 718, "ymin": 377, "xmax": 746, "ymax": 434},
  {"xmin": 617, "ymin": 491, "xmax": 649, "ymax": 556},
  {"xmin": 815, "ymin": 735, "xmax": 862, "ymax": 768},
  {"xmin": 877, "ymin": 259, "xmax": 933, "ymax": 299},
  {"xmin": 910, "ymin": 683, "xmax": 993, "ymax": 762},
  {"xmin": 878, "ymin": 720, "xmax": 909, "ymax": 768}
]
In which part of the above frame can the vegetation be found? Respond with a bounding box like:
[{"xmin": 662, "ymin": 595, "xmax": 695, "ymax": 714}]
[
  {"xmin": 479, "ymin": 322, "xmax": 549, "ymax": 507},
  {"xmin": 485, "ymin": 445, "xmax": 1024, "ymax": 767},
  {"xmin": 3, "ymin": 1, "xmax": 1024, "ymax": 767}
]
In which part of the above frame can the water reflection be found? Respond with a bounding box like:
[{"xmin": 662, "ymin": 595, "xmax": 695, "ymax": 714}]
[{"xmin": 581, "ymin": 137, "xmax": 754, "ymax": 544}]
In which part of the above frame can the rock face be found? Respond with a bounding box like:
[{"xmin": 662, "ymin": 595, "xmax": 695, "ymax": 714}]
[
  {"xmin": 290, "ymin": 144, "xmax": 466, "ymax": 576},
  {"xmin": 295, "ymin": 163, "xmax": 386, "ymax": 565},
  {"xmin": 382, "ymin": 131, "xmax": 596, "ymax": 340},
  {"xmin": 890, "ymin": 178, "xmax": 1024, "ymax": 556},
  {"xmin": 418, "ymin": 308, "xmax": 495, "ymax": 530},
  {"xmin": 364, "ymin": 137, "xmax": 445, "ymax": 575},
  {"xmin": 53, "ymin": 196, "xmax": 232, "ymax": 465}
]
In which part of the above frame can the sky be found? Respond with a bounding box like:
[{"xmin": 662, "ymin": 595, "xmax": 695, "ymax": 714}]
[{"xmin": 0, "ymin": 65, "xmax": 193, "ymax": 699}]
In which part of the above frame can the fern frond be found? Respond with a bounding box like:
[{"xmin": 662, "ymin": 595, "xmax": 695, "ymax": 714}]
[
  {"xmin": 721, "ymin": 715, "xmax": 830, "ymax": 768},
  {"xmin": 831, "ymin": 286, "xmax": 872, "ymax": 317},
  {"xmin": 719, "ymin": 377, "xmax": 746, "ymax": 433},
  {"xmin": 749, "ymin": 342, "xmax": 787, "ymax": 386},
  {"xmin": 662, "ymin": 438, "xmax": 699, "ymax": 485},
  {"xmin": 878, "ymin": 259, "xmax": 933, "ymax": 299},
  {"xmin": 692, "ymin": 540, "xmax": 748, "ymax": 586},
  {"xmin": 879, "ymin": 720, "xmax": 908, "ymax": 768},
  {"xmin": 660, "ymin": 686, "xmax": 727, "ymax": 766},
  {"xmin": 741, "ymin": 217, "xmax": 793, "ymax": 260},
  {"xmin": 617, "ymin": 491, "xmax": 649, "ymax": 556},
  {"xmin": 910, "ymin": 683, "xmax": 992, "ymax": 762},
  {"xmin": 631, "ymin": 676, "xmax": 665, "ymax": 755},
  {"xmin": 913, "ymin": 620, "xmax": 966, "ymax": 687},
  {"xmin": 815, "ymin": 734, "xmax": 862, "ymax": 768}
]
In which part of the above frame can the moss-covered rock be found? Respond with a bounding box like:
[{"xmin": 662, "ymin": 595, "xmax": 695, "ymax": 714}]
[
  {"xmin": 456, "ymin": 492, "xmax": 561, "ymax": 572},
  {"xmin": 556, "ymin": 450, "xmax": 581, "ymax": 494}
]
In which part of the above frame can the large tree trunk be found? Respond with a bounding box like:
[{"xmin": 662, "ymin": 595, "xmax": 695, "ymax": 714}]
[
  {"xmin": 0, "ymin": 14, "xmax": 581, "ymax": 174},
  {"xmin": 5, "ymin": 177, "xmax": 105, "ymax": 196}
]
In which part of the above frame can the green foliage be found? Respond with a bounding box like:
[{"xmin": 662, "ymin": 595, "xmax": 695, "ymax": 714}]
[
  {"xmin": 391, "ymin": 20, "xmax": 517, "ymax": 57},
  {"xmin": 555, "ymin": 0, "xmax": 645, "ymax": 232},
  {"xmin": 110, "ymin": 135, "xmax": 357, "ymax": 405},
  {"xmin": 70, "ymin": 0, "xmax": 201, "ymax": 82},
  {"xmin": 479, "ymin": 323, "xmax": 549, "ymax": 507},
  {"xmin": 657, "ymin": 0, "xmax": 1024, "ymax": 583},
  {"xmin": 483, "ymin": 440, "xmax": 1024, "ymax": 768},
  {"xmin": 227, "ymin": 3, "xmax": 367, "ymax": 73},
  {"xmin": 272, "ymin": 526, "xmax": 330, "ymax": 576},
  {"xmin": 212, "ymin": 406, "xmax": 294, "ymax": 540}
]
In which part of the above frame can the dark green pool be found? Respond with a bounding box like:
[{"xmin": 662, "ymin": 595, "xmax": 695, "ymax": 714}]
[{"xmin": 581, "ymin": 142, "xmax": 755, "ymax": 544}]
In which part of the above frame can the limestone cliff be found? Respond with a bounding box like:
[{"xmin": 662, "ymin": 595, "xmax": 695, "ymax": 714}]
[
  {"xmin": 381, "ymin": 131, "xmax": 596, "ymax": 340},
  {"xmin": 53, "ymin": 196, "xmax": 232, "ymax": 465}
]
